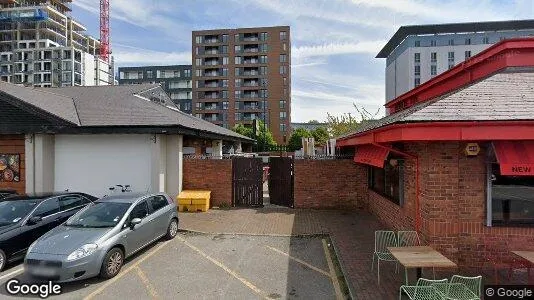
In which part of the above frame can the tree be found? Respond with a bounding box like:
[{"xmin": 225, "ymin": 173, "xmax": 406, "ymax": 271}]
[
  {"xmin": 307, "ymin": 120, "xmax": 320, "ymax": 124},
  {"xmin": 327, "ymin": 104, "xmax": 381, "ymax": 137},
  {"xmin": 288, "ymin": 128, "xmax": 312, "ymax": 151},
  {"xmin": 311, "ymin": 127, "xmax": 329, "ymax": 146},
  {"xmin": 233, "ymin": 121, "xmax": 276, "ymax": 149}
]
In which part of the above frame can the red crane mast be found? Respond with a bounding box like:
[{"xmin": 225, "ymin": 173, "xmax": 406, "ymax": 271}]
[{"xmin": 99, "ymin": 0, "xmax": 110, "ymax": 62}]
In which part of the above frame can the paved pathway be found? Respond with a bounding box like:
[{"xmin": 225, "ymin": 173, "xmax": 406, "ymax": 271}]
[{"xmin": 180, "ymin": 208, "xmax": 404, "ymax": 299}]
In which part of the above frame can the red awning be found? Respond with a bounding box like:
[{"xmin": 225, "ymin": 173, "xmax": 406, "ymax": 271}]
[
  {"xmin": 354, "ymin": 144, "xmax": 389, "ymax": 168},
  {"xmin": 493, "ymin": 141, "xmax": 534, "ymax": 176}
]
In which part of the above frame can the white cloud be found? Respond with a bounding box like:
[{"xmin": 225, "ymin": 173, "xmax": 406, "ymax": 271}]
[
  {"xmin": 113, "ymin": 44, "xmax": 191, "ymax": 66},
  {"xmin": 292, "ymin": 41, "xmax": 385, "ymax": 63}
]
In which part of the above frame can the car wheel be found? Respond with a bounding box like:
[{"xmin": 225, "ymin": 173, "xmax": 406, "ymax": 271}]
[
  {"xmin": 164, "ymin": 218, "xmax": 179, "ymax": 240},
  {"xmin": 0, "ymin": 249, "xmax": 5, "ymax": 272},
  {"xmin": 99, "ymin": 248, "xmax": 124, "ymax": 279}
]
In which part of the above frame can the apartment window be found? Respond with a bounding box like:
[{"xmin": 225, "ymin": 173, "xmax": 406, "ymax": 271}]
[
  {"xmin": 448, "ymin": 52, "xmax": 455, "ymax": 68},
  {"xmin": 174, "ymin": 71, "xmax": 181, "ymax": 78},
  {"xmin": 414, "ymin": 78, "xmax": 420, "ymax": 87},
  {"xmin": 195, "ymin": 47, "xmax": 199, "ymax": 55},
  {"xmin": 430, "ymin": 65, "xmax": 437, "ymax": 76},
  {"xmin": 235, "ymin": 113, "xmax": 241, "ymax": 121},
  {"xmin": 465, "ymin": 50, "xmax": 471, "ymax": 59},
  {"xmin": 431, "ymin": 52, "xmax": 437, "ymax": 63},
  {"xmin": 259, "ymin": 44, "xmax": 268, "ymax": 52},
  {"xmin": 260, "ymin": 78, "xmax": 268, "ymax": 86},
  {"xmin": 430, "ymin": 40, "xmax": 437, "ymax": 46},
  {"xmin": 280, "ymin": 31, "xmax": 287, "ymax": 40},
  {"xmin": 235, "ymin": 56, "xmax": 242, "ymax": 64},
  {"xmin": 483, "ymin": 36, "xmax": 490, "ymax": 44},
  {"xmin": 279, "ymin": 100, "xmax": 286, "ymax": 109},
  {"xmin": 260, "ymin": 32, "xmax": 268, "ymax": 41},
  {"xmin": 222, "ymin": 34, "xmax": 228, "ymax": 43},
  {"xmin": 414, "ymin": 40, "xmax": 420, "ymax": 47},
  {"xmin": 222, "ymin": 101, "xmax": 229, "ymax": 110},
  {"xmin": 234, "ymin": 45, "xmax": 241, "ymax": 53},
  {"xmin": 260, "ymin": 55, "xmax": 268, "ymax": 64},
  {"xmin": 234, "ymin": 34, "xmax": 240, "ymax": 42},
  {"xmin": 280, "ymin": 54, "xmax": 287, "ymax": 63},
  {"xmin": 465, "ymin": 38, "xmax": 471, "ymax": 45},
  {"xmin": 235, "ymin": 67, "xmax": 240, "ymax": 76},
  {"xmin": 222, "ymin": 90, "xmax": 228, "ymax": 99},
  {"xmin": 260, "ymin": 89, "xmax": 268, "ymax": 98},
  {"xmin": 222, "ymin": 57, "xmax": 229, "ymax": 65},
  {"xmin": 221, "ymin": 45, "xmax": 228, "ymax": 54},
  {"xmin": 195, "ymin": 102, "xmax": 202, "ymax": 109},
  {"xmin": 414, "ymin": 53, "xmax": 420, "ymax": 63},
  {"xmin": 283, "ymin": 77, "xmax": 287, "ymax": 86},
  {"xmin": 184, "ymin": 69, "xmax": 191, "ymax": 77},
  {"xmin": 284, "ymin": 88, "xmax": 287, "ymax": 96},
  {"xmin": 195, "ymin": 69, "xmax": 202, "ymax": 77},
  {"xmin": 146, "ymin": 70, "xmax": 153, "ymax": 78},
  {"xmin": 182, "ymin": 102, "xmax": 191, "ymax": 111},
  {"xmin": 368, "ymin": 160, "xmax": 404, "ymax": 205},
  {"xmin": 260, "ymin": 66, "xmax": 267, "ymax": 75},
  {"xmin": 448, "ymin": 39, "xmax": 454, "ymax": 46},
  {"xmin": 279, "ymin": 111, "xmax": 287, "ymax": 120},
  {"xmin": 414, "ymin": 65, "xmax": 420, "ymax": 76},
  {"xmin": 195, "ymin": 58, "xmax": 202, "ymax": 66},
  {"xmin": 222, "ymin": 79, "xmax": 228, "ymax": 87},
  {"xmin": 235, "ymin": 79, "xmax": 241, "ymax": 87},
  {"xmin": 235, "ymin": 90, "xmax": 242, "ymax": 98},
  {"xmin": 282, "ymin": 43, "xmax": 287, "ymax": 51},
  {"xmin": 280, "ymin": 65, "xmax": 287, "ymax": 75},
  {"xmin": 280, "ymin": 123, "xmax": 286, "ymax": 132},
  {"xmin": 195, "ymin": 36, "xmax": 202, "ymax": 44},
  {"xmin": 195, "ymin": 114, "xmax": 202, "ymax": 118}
]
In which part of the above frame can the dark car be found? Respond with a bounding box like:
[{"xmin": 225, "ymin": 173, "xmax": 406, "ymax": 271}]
[
  {"xmin": 0, "ymin": 192, "xmax": 97, "ymax": 271},
  {"xmin": 0, "ymin": 189, "xmax": 17, "ymax": 200}
]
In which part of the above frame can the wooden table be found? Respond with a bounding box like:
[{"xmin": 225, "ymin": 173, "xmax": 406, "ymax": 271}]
[
  {"xmin": 512, "ymin": 251, "xmax": 534, "ymax": 263},
  {"xmin": 388, "ymin": 246, "xmax": 457, "ymax": 279}
]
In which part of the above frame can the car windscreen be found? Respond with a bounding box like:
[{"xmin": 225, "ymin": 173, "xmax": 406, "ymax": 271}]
[
  {"xmin": 65, "ymin": 202, "xmax": 131, "ymax": 228},
  {"xmin": 0, "ymin": 200, "xmax": 39, "ymax": 226}
]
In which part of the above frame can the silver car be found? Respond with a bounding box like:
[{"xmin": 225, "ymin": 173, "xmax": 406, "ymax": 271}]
[{"xmin": 24, "ymin": 192, "xmax": 179, "ymax": 282}]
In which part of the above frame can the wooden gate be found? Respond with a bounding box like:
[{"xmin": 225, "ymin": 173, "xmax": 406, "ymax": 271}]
[
  {"xmin": 232, "ymin": 157, "xmax": 263, "ymax": 207},
  {"xmin": 268, "ymin": 157, "xmax": 294, "ymax": 207}
]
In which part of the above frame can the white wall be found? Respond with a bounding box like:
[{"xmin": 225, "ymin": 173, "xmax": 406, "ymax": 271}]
[
  {"xmin": 54, "ymin": 134, "xmax": 153, "ymax": 197},
  {"xmin": 83, "ymin": 53, "xmax": 96, "ymax": 86}
]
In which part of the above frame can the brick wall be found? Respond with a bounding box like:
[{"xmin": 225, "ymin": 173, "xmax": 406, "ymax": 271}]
[
  {"xmin": 363, "ymin": 142, "xmax": 534, "ymax": 268},
  {"xmin": 294, "ymin": 160, "xmax": 367, "ymax": 209},
  {"xmin": 0, "ymin": 135, "xmax": 25, "ymax": 195},
  {"xmin": 183, "ymin": 159, "xmax": 232, "ymax": 207}
]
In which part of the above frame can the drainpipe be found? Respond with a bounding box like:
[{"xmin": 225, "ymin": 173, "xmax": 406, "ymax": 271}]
[{"xmin": 371, "ymin": 143, "xmax": 421, "ymax": 232}]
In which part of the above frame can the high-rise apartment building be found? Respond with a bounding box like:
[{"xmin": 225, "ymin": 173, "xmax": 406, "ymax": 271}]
[
  {"xmin": 0, "ymin": 0, "xmax": 112, "ymax": 87},
  {"xmin": 118, "ymin": 65, "xmax": 193, "ymax": 114},
  {"xmin": 378, "ymin": 20, "xmax": 534, "ymax": 102},
  {"xmin": 192, "ymin": 26, "xmax": 291, "ymax": 144}
]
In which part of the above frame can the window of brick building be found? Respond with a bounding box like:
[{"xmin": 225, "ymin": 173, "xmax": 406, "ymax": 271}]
[{"xmin": 368, "ymin": 157, "xmax": 404, "ymax": 206}]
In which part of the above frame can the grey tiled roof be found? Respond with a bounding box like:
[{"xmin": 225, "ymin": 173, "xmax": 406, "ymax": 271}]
[
  {"xmin": 0, "ymin": 82, "xmax": 251, "ymax": 141},
  {"xmin": 339, "ymin": 70, "xmax": 534, "ymax": 139}
]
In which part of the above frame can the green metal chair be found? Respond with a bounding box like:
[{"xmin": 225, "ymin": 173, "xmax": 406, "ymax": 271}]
[
  {"xmin": 372, "ymin": 230, "xmax": 398, "ymax": 284},
  {"xmin": 439, "ymin": 275, "xmax": 482, "ymax": 300},
  {"xmin": 400, "ymin": 278, "xmax": 448, "ymax": 300},
  {"xmin": 398, "ymin": 230, "xmax": 422, "ymax": 284}
]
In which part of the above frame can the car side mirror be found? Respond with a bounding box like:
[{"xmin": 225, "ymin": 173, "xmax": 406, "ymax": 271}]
[
  {"xmin": 27, "ymin": 216, "xmax": 42, "ymax": 225},
  {"xmin": 130, "ymin": 218, "xmax": 142, "ymax": 229}
]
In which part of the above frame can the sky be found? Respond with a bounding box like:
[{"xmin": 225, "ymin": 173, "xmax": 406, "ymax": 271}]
[{"xmin": 72, "ymin": 0, "xmax": 534, "ymax": 122}]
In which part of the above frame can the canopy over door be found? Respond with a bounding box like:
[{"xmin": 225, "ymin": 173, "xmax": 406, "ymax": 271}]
[{"xmin": 493, "ymin": 141, "xmax": 534, "ymax": 176}]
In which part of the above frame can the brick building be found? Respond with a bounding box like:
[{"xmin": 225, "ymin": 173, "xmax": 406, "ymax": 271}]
[
  {"xmin": 192, "ymin": 26, "xmax": 291, "ymax": 144},
  {"xmin": 337, "ymin": 38, "xmax": 534, "ymax": 267}
]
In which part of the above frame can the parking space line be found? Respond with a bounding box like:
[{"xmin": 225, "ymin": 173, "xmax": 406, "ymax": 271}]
[
  {"xmin": 0, "ymin": 267, "xmax": 24, "ymax": 281},
  {"xmin": 265, "ymin": 245, "xmax": 331, "ymax": 277},
  {"xmin": 135, "ymin": 266, "xmax": 159, "ymax": 299},
  {"xmin": 83, "ymin": 241, "xmax": 170, "ymax": 300},
  {"xmin": 176, "ymin": 235, "xmax": 270, "ymax": 300},
  {"xmin": 322, "ymin": 239, "xmax": 343, "ymax": 300}
]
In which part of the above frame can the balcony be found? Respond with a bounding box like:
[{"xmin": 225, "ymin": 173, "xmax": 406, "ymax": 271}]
[
  {"xmin": 243, "ymin": 46, "xmax": 259, "ymax": 53},
  {"xmin": 243, "ymin": 58, "xmax": 259, "ymax": 64},
  {"xmin": 243, "ymin": 80, "xmax": 259, "ymax": 87},
  {"xmin": 204, "ymin": 59, "xmax": 219, "ymax": 66}
]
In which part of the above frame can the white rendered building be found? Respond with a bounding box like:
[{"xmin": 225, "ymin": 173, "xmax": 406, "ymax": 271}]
[
  {"xmin": 0, "ymin": 0, "xmax": 112, "ymax": 87},
  {"xmin": 378, "ymin": 20, "xmax": 534, "ymax": 103}
]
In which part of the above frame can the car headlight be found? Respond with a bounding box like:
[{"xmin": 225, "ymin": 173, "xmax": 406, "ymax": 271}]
[{"xmin": 67, "ymin": 243, "xmax": 98, "ymax": 261}]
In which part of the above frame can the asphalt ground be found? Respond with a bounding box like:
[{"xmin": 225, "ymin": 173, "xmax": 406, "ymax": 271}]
[{"xmin": 0, "ymin": 232, "xmax": 348, "ymax": 299}]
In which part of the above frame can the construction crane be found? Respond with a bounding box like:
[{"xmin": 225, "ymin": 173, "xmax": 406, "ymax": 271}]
[{"xmin": 100, "ymin": 0, "xmax": 110, "ymax": 62}]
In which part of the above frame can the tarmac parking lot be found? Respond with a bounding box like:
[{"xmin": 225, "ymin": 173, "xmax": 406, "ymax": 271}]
[{"xmin": 0, "ymin": 232, "xmax": 348, "ymax": 299}]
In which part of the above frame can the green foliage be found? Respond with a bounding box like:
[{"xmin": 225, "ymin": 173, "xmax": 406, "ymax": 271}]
[
  {"xmin": 307, "ymin": 120, "xmax": 320, "ymax": 124},
  {"xmin": 327, "ymin": 104, "xmax": 381, "ymax": 138},
  {"xmin": 233, "ymin": 121, "xmax": 276, "ymax": 149},
  {"xmin": 311, "ymin": 127, "xmax": 329, "ymax": 146},
  {"xmin": 288, "ymin": 128, "xmax": 313, "ymax": 151}
]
